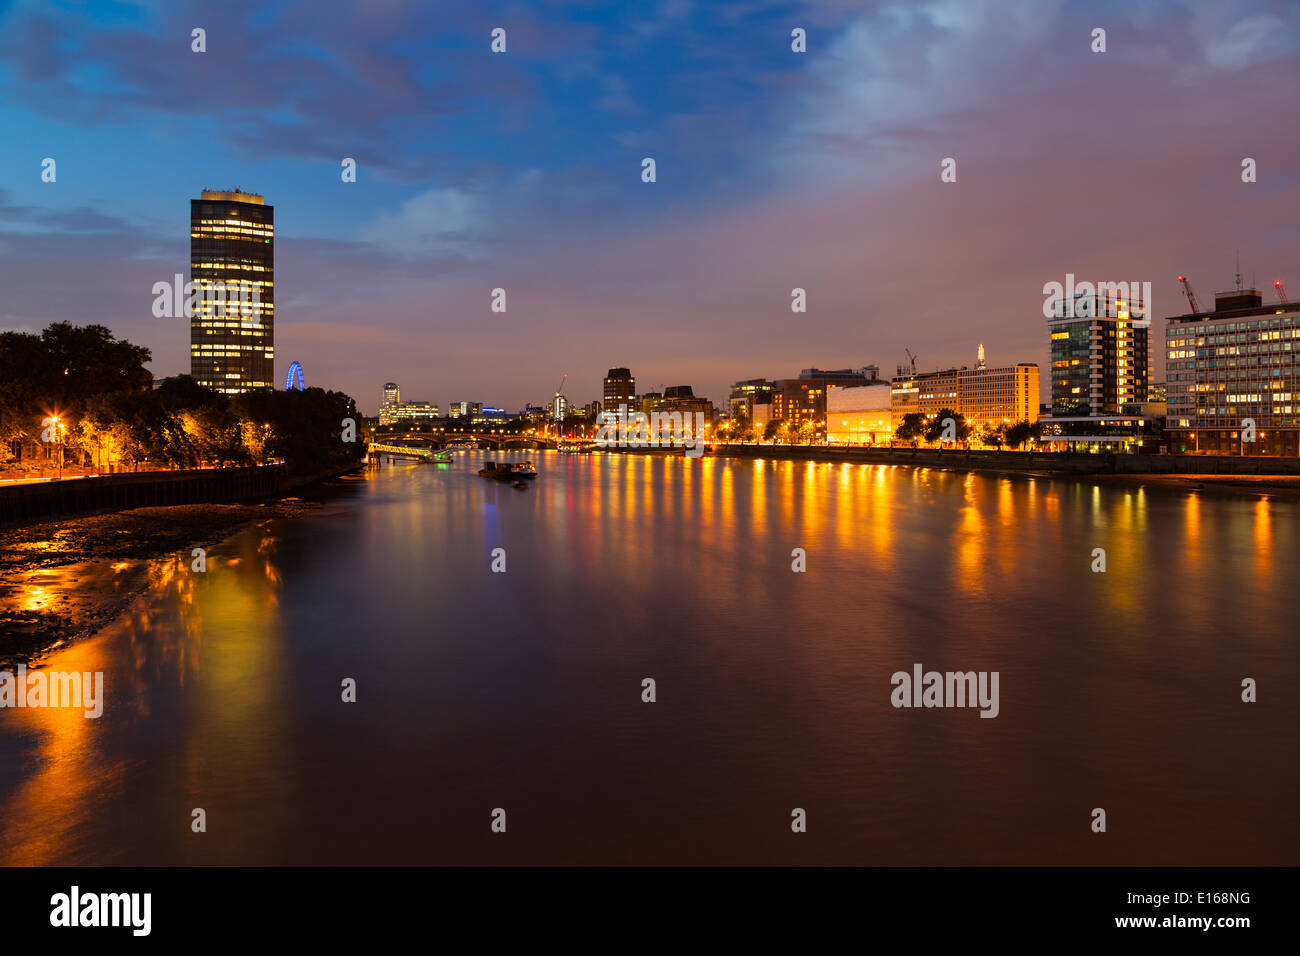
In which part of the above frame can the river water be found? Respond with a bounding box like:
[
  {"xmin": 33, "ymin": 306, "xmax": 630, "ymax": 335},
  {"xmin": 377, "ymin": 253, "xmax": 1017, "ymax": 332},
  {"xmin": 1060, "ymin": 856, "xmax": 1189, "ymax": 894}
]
[{"xmin": 1, "ymin": 452, "xmax": 1296, "ymax": 865}]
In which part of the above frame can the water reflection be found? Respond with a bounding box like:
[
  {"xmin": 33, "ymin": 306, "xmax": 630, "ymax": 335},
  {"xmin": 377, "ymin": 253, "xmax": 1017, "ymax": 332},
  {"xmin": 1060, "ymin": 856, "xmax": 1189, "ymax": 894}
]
[{"xmin": 1, "ymin": 452, "xmax": 1296, "ymax": 865}]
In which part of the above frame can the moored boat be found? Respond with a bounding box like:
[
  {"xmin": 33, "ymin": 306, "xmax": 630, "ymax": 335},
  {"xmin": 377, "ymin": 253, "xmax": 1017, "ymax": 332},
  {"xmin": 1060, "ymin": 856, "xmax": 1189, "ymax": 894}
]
[{"xmin": 479, "ymin": 461, "xmax": 538, "ymax": 481}]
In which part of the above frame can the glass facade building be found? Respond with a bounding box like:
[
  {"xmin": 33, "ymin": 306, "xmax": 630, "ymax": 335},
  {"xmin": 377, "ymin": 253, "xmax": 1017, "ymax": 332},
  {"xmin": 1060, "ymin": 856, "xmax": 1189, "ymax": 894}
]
[
  {"xmin": 1047, "ymin": 289, "xmax": 1149, "ymax": 419},
  {"xmin": 190, "ymin": 189, "xmax": 274, "ymax": 392}
]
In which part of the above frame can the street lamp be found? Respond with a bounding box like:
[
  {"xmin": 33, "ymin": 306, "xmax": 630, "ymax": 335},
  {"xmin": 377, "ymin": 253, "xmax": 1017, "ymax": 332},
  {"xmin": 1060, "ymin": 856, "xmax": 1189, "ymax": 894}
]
[{"xmin": 47, "ymin": 415, "xmax": 66, "ymax": 479}]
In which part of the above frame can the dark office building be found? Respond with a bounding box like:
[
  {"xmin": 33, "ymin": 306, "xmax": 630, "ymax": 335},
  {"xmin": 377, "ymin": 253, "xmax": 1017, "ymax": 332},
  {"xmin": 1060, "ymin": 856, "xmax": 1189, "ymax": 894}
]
[
  {"xmin": 190, "ymin": 189, "xmax": 274, "ymax": 393},
  {"xmin": 604, "ymin": 367, "xmax": 636, "ymax": 409},
  {"xmin": 1039, "ymin": 286, "xmax": 1152, "ymax": 450}
]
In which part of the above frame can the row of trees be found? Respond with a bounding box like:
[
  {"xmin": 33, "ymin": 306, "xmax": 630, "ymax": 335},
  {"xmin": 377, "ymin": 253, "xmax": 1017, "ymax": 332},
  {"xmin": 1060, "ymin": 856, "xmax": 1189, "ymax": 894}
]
[
  {"xmin": 2, "ymin": 323, "xmax": 364, "ymax": 476},
  {"xmin": 894, "ymin": 410, "xmax": 1042, "ymax": 449}
]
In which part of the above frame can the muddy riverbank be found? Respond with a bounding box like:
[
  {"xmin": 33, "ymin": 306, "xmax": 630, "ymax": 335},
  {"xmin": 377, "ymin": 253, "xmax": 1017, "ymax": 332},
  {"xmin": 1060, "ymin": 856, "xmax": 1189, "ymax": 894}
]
[{"xmin": 0, "ymin": 469, "xmax": 364, "ymax": 666}]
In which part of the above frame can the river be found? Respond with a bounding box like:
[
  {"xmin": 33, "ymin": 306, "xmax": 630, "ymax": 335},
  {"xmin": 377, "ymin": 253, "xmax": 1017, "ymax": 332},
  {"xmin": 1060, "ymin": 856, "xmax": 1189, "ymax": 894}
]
[{"xmin": 1, "ymin": 451, "xmax": 1295, "ymax": 865}]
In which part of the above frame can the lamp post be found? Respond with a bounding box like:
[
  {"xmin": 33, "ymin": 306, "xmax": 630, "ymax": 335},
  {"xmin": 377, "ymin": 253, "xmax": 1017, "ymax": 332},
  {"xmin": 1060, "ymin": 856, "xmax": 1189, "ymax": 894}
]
[{"xmin": 47, "ymin": 416, "xmax": 65, "ymax": 479}]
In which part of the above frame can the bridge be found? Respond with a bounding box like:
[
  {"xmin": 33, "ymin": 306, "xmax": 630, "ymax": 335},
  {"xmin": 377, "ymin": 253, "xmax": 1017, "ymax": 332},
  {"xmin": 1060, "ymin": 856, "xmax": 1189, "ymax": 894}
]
[
  {"xmin": 368, "ymin": 431, "xmax": 559, "ymax": 450},
  {"xmin": 367, "ymin": 442, "xmax": 453, "ymax": 462}
]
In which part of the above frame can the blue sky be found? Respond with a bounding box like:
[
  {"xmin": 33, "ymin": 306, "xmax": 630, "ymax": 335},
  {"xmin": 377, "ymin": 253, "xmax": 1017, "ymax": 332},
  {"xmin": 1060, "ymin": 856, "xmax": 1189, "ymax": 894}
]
[{"xmin": 2, "ymin": 0, "xmax": 1298, "ymax": 413}]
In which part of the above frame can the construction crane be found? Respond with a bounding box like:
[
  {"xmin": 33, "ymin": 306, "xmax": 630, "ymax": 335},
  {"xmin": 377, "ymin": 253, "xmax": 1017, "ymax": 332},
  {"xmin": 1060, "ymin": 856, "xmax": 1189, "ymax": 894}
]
[
  {"xmin": 905, "ymin": 349, "xmax": 918, "ymax": 375},
  {"xmin": 1275, "ymin": 280, "xmax": 1289, "ymax": 304},
  {"xmin": 1177, "ymin": 275, "xmax": 1201, "ymax": 313}
]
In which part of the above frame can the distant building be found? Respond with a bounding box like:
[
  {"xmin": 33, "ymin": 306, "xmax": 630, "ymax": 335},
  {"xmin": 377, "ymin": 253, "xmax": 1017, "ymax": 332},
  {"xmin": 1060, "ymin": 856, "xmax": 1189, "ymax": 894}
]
[
  {"xmin": 799, "ymin": 366, "xmax": 881, "ymax": 384},
  {"xmin": 1165, "ymin": 285, "xmax": 1300, "ymax": 456},
  {"xmin": 190, "ymin": 189, "xmax": 274, "ymax": 393},
  {"xmin": 890, "ymin": 352, "xmax": 1039, "ymax": 432},
  {"xmin": 729, "ymin": 379, "xmax": 774, "ymax": 420},
  {"xmin": 649, "ymin": 385, "xmax": 713, "ymax": 425},
  {"xmin": 772, "ymin": 367, "xmax": 879, "ymax": 426},
  {"xmin": 604, "ymin": 368, "xmax": 636, "ymax": 410},
  {"xmin": 448, "ymin": 402, "xmax": 483, "ymax": 419},
  {"xmin": 827, "ymin": 383, "xmax": 893, "ymax": 444},
  {"xmin": 470, "ymin": 407, "xmax": 515, "ymax": 425},
  {"xmin": 378, "ymin": 383, "xmax": 439, "ymax": 425}
]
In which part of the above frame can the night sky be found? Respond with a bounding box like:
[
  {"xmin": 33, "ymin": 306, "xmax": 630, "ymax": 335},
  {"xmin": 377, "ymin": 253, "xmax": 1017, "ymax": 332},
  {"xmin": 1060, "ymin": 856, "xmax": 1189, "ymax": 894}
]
[{"xmin": 1, "ymin": 0, "xmax": 1297, "ymax": 414}]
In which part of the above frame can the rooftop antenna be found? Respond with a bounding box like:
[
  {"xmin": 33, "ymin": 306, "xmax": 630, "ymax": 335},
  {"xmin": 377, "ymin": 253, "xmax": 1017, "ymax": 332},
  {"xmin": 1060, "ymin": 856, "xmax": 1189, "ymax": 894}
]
[{"xmin": 1235, "ymin": 250, "xmax": 1241, "ymax": 291}]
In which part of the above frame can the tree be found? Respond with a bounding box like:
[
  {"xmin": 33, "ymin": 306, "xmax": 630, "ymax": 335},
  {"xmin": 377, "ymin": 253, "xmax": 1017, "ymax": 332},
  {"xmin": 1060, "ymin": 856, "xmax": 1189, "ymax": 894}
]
[
  {"xmin": 924, "ymin": 408, "xmax": 970, "ymax": 444},
  {"xmin": 1005, "ymin": 420, "xmax": 1041, "ymax": 449},
  {"xmin": 895, "ymin": 412, "xmax": 927, "ymax": 444},
  {"xmin": 726, "ymin": 408, "xmax": 753, "ymax": 442},
  {"xmin": 763, "ymin": 419, "xmax": 782, "ymax": 442},
  {"xmin": 981, "ymin": 423, "xmax": 1007, "ymax": 449},
  {"xmin": 1, "ymin": 323, "xmax": 153, "ymax": 466}
]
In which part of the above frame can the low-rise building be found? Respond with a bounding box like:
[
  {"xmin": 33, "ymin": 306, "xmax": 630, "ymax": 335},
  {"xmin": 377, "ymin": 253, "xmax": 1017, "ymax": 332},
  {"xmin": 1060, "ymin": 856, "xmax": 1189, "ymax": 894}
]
[{"xmin": 827, "ymin": 383, "xmax": 893, "ymax": 444}]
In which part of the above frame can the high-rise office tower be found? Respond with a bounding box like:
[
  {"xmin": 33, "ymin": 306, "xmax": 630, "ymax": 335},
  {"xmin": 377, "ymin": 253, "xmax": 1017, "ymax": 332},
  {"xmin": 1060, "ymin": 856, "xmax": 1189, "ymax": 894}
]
[
  {"xmin": 1047, "ymin": 287, "xmax": 1149, "ymax": 419},
  {"xmin": 190, "ymin": 189, "xmax": 274, "ymax": 393},
  {"xmin": 604, "ymin": 368, "xmax": 635, "ymax": 409}
]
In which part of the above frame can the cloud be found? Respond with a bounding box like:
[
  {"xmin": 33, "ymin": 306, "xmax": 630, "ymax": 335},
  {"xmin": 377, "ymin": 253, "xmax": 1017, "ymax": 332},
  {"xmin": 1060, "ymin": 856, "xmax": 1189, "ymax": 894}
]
[
  {"xmin": 1199, "ymin": 11, "xmax": 1300, "ymax": 69},
  {"xmin": 357, "ymin": 188, "xmax": 484, "ymax": 260}
]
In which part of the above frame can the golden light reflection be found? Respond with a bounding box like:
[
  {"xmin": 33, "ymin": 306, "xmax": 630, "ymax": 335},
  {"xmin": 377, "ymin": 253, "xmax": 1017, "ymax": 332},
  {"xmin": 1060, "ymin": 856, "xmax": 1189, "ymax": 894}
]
[
  {"xmin": 1253, "ymin": 497, "xmax": 1272, "ymax": 583},
  {"xmin": 0, "ymin": 528, "xmax": 288, "ymax": 865}
]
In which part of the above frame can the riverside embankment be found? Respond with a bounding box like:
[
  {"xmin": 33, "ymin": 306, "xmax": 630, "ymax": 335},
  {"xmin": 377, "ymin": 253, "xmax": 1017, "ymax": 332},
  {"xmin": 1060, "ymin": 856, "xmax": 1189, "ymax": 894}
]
[{"xmin": 708, "ymin": 443, "xmax": 1300, "ymax": 496}]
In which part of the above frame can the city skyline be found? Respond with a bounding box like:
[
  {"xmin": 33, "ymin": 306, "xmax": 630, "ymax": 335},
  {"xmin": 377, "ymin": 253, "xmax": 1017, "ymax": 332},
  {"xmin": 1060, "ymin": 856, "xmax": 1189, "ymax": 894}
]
[
  {"xmin": 2, "ymin": 0, "xmax": 1298, "ymax": 411},
  {"xmin": 3, "ymin": 0, "xmax": 1298, "ymax": 919}
]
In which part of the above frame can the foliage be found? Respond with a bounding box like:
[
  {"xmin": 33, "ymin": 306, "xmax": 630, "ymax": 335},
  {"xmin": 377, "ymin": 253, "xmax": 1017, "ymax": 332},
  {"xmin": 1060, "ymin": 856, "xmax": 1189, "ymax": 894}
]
[
  {"xmin": 895, "ymin": 412, "xmax": 927, "ymax": 442},
  {"xmin": 924, "ymin": 408, "xmax": 971, "ymax": 444},
  {"xmin": 1, "ymin": 324, "xmax": 363, "ymax": 476},
  {"xmin": 1005, "ymin": 420, "xmax": 1041, "ymax": 449}
]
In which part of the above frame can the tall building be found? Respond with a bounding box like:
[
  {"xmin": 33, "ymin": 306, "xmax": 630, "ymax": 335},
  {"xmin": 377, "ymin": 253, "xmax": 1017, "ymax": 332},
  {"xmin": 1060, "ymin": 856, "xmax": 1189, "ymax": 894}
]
[
  {"xmin": 1165, "ymin": 286, "xmax": 1300, "ymax": 456},
  {"xmin": 190, "ymin": 189, "xmax": 274, "ymax": 392},
  {"xmin": 604, "ymin": 368, "xmax": 636, "ymax": 409},
  {"xmin": 383, "ymin": 382, "xmax": 401, "ymax": 405},
  {"xmin": 1047, "ymin": 287, "xmax": 1149, "ymax": 418},
  {"xmin": 1040, "ymin": 285, "xmax": 1151, "ymax": 448}
]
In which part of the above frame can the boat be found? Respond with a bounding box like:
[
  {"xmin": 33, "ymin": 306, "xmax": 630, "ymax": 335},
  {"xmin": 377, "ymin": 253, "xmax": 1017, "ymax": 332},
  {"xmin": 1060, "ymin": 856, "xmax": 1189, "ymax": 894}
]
[
  {"xmin": 478, "ymin": 461, "xmax": 538, "ymax": 481},
  {"xmin": 431, "ymin": 449, "xmax": 454, "ymax": 463}
]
